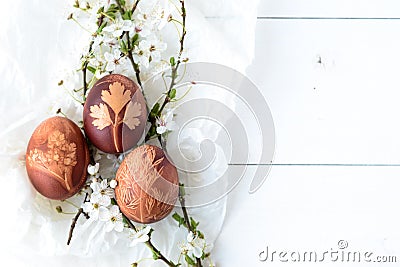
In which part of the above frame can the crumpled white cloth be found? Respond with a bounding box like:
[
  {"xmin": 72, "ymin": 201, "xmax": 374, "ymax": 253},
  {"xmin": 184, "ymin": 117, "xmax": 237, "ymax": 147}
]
[{"xmin": 0, "ymin": 0, "xmax": 259, "ymax": 266}]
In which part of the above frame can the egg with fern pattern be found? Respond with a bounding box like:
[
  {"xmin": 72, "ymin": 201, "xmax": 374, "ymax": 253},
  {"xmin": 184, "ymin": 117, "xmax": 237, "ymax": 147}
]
[{"xmin": 115, "ymin": 145, "xmax": 179, "ymax": 224}]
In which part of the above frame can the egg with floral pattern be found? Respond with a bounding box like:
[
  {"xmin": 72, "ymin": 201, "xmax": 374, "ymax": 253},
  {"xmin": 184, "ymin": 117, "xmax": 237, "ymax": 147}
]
[{"xmin": 26, "ymin": 116, "xmax": 89, "ymax": 200}]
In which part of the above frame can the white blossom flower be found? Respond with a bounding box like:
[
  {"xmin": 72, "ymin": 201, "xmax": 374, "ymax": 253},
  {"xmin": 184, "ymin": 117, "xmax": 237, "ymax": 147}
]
[
  {"xmin": 133, "ymin": 40, "xmax": 151, "ymax": 68},
  {"xmin": 129, "ymin": 226, "xmax": 151, "ymax": 247},
  {"xmin": 186, "ymin": 232, "xmax": 205, "ymax": 258},
  {"xmin": 109, "ymin": 179, "xmax": 118, "ymax": 189},
  {"xmin": 156, "ymin": 110, "xmax": 176, "ymax": 134},
  {"xmin": 179, "ymin": 242, "xmax": 190, "ymax": 254},
  {"xmin": 99, "ymin": 205, "xmax": 124, "ymax": 232},
  {"xmin": 92, "ymin": 35, "xmax": 104, "ymax": 48},
  {"xmin": 104, "ymin": 49, "xmax": 126, "ymax": 72},
  {"xmin": 133, "ymin": 36, "xmax": 167, "ymax": 69},
  {"xmin": 135, "ymin": 0, "xmax": 170, "ymax": 35},
  {"xmin": 87, "ymin": 163, "xmax": 100, "ymax": 176},
  {"xmin": 82, "ymin": 197, "xmax": 103, "ymax": 220},
  {"xmin": 90, "ymin": 179, "xmax": 114, "ymax": 206},
  {"xmin": 103, "ymin": 18, "xmax": 134, "ymax": 38},
  {"xmin": 94, "ymin": 68, "xmax": 107, "ymax": 79}
]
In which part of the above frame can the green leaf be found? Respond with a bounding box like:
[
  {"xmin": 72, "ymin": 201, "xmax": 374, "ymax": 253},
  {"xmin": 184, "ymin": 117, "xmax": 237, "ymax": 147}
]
[
  {"xmin": 122, "ymin": 10, "xmax": 132, "ymax": 20},
  {"xmin": 151, "ymin": 102, "xmax": 160, "ymax": 115},
  {"xmin": 190, "ymin": 217, "xmax": 199, "ymax": 231},
  {"xmin": 117, "ymin": 0, "xmax": 126, "ymax": 6},
  {"xmin": 97, "ymin": 6, "xmax": 104, "ymax": 14},
  {"xmin": 131, "ymin": 33, "xmax": 139, "ymax": 46},
  {"xmin": 107, "ymin": 3, "xmax": 119, "ymax": 12},
  {"xmin": 97, "ymin": 21, "xmax": 107, "ymax": 34},
  {"xmin": 168, "ymin": 89, "xmax": 176, "ymax": 99},
  {"xmin": 87, "ymin": 66, "xmax": 96, "ymax": 74},
  {"xmin": 185, "ymin": 255, "xmax": 196, "ymax": 265},
  {"xmin": 120, "ymin": 39, "xmax": 127, "ymax": 53},
  {"xmin": 170, "ymin": 56, "xmax": 176, "ymax": 66},
  {"xmin": 106, "ymin": 4, "xmax": 119, "ymax": 19},
  {"xmin": 172, "ymin": 212, "xmax": 185, "ymax": 227}
]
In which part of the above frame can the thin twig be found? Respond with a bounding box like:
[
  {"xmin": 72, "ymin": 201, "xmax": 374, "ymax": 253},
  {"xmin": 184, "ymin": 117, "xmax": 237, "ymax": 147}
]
[
  {"xmin": 67, "ymin": 208, "xmax": 86, "ymax": 245},
  {"xmin": 131, "ymin": 0, "xmax": 141, "ymax": 13},
  {"xmin": 126, "ymin": 31, "xmax": 142, "ymax": 87},
  {"xmin": 82, "ymin": 40, "xmax": 94, "ymax": 103},
  {"xmin": 179, "ymin": 186, "xmax": 192, "ymax": 232}
]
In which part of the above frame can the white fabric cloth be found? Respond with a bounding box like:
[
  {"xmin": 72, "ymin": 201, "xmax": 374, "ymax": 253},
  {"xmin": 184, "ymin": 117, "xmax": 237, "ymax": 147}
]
[{"xmin": 0, "ymin": 0, "xmax": 259, "ymax": 266}]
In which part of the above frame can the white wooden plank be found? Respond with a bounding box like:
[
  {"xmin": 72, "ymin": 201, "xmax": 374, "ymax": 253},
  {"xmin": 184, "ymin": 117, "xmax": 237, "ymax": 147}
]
[
  {"xmin": 258, "ymin": 0, "xmax": 400, "ymax": 18},
  {"xmin": 214, "ymin": 165, "xmax": 400, "ymax": 266},
  {"xmin": 246, "ymin": 20, "xmax": 400, "ymax": 164}
]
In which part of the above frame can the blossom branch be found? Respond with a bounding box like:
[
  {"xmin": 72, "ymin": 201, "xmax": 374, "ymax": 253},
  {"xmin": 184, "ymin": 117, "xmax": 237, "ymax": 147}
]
[
  {"xmin": 116, "ymin": 0, "xmax": 142, "ymax": 87},
  {"xmin": 121, "ymin": 213, "xmax": 177, "ymax": 267},
  {"xmin": 178, "ymin": 184, "xmax": 203, "ymax": 267},
  {"xmin": 158, "ymin": 0, "xmax": 186, "ymax": 114},
  {"xmin": 146, "ymin": 0, "xmax": 186, "ymax": 141}
]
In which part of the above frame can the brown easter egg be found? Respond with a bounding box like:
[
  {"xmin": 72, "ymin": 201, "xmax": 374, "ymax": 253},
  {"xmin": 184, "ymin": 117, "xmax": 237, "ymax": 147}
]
[
  {"xmin": 26, "ymin": 116, "xmax": 89, "ymax": 200},
  {"xmin": 115, "ymin": 145, "xmax": 179, "ymax": 224},
  {"xmin": 83, "ymin": 74, "xmax": 147, "ymax": 154}
]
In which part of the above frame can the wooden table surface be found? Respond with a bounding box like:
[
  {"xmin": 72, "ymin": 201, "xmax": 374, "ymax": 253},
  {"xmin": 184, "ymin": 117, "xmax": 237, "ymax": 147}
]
[{"xmin": 214, "ymin": 1, "xmax": 400, "ymax": 266}]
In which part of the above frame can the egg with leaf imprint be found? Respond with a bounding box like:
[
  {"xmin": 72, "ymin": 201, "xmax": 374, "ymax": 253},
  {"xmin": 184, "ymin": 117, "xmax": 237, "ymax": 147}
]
[
  {"xmin": 26, "ymin": 116, "xmax": 89, "ymax": 200},
  {"xmin": 83, "ymin": 74, "xmax": 147, "ymax": 154}
]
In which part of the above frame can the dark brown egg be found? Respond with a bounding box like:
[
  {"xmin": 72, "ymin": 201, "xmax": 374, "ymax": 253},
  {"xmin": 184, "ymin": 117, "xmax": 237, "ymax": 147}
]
[
  {"xmin": 83, "ymin": 74, "xmax": 147, "ymax": 154},
  {"xmin": 115, "ymin": 145, "xmax": 179, "ymax": 224},
  {"xmin": 26, "ymin": 116, "xmax": 89, "ymax": 200}
]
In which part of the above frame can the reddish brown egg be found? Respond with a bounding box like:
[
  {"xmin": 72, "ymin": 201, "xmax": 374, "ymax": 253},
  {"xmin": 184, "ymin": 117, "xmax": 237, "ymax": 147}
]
[
  {"xmin": 115, "ymin": 145, "xmax": 179, "ymax": 224},
  {"xmin": 26, "ymin": 116, "xmax": 89, "ymax": 200},
  {"xmin": 83, "ymin": 74, "xmax": 147, "ymax": 154}
]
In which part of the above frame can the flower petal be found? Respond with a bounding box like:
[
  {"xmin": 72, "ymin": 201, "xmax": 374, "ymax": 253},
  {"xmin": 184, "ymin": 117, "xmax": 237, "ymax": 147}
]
[
  {"xmin": 142, "ymin": 226, "xmax": 151, "ymax": 235},
  {"xmin": 98, "ymin": 206, "xmax": 110, "ymax": 221},
  {"xmin": 192, "ymin": 246, "xmax": 203, "ymax": 258},
  {"xmin": 90, "ymin": 181, "xmax": 100, "ymax": 192},
  {"xmin": 187, "ymin": 232, "xmax": 194, "ymax": 242},
  {"xmin": 109, "ymin": 205, "xmax": 120, "ymax": 216},
  {"xmin": 82, "ymin": 202, "xmax": 93, "ymax": 213},
  {"xmin": 156, "ymin": 125, "xmax": 167, "ymax": 134},
  {"xmin": 98, "ymin": 195, "xmax": 111, "ymax": 207}
]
